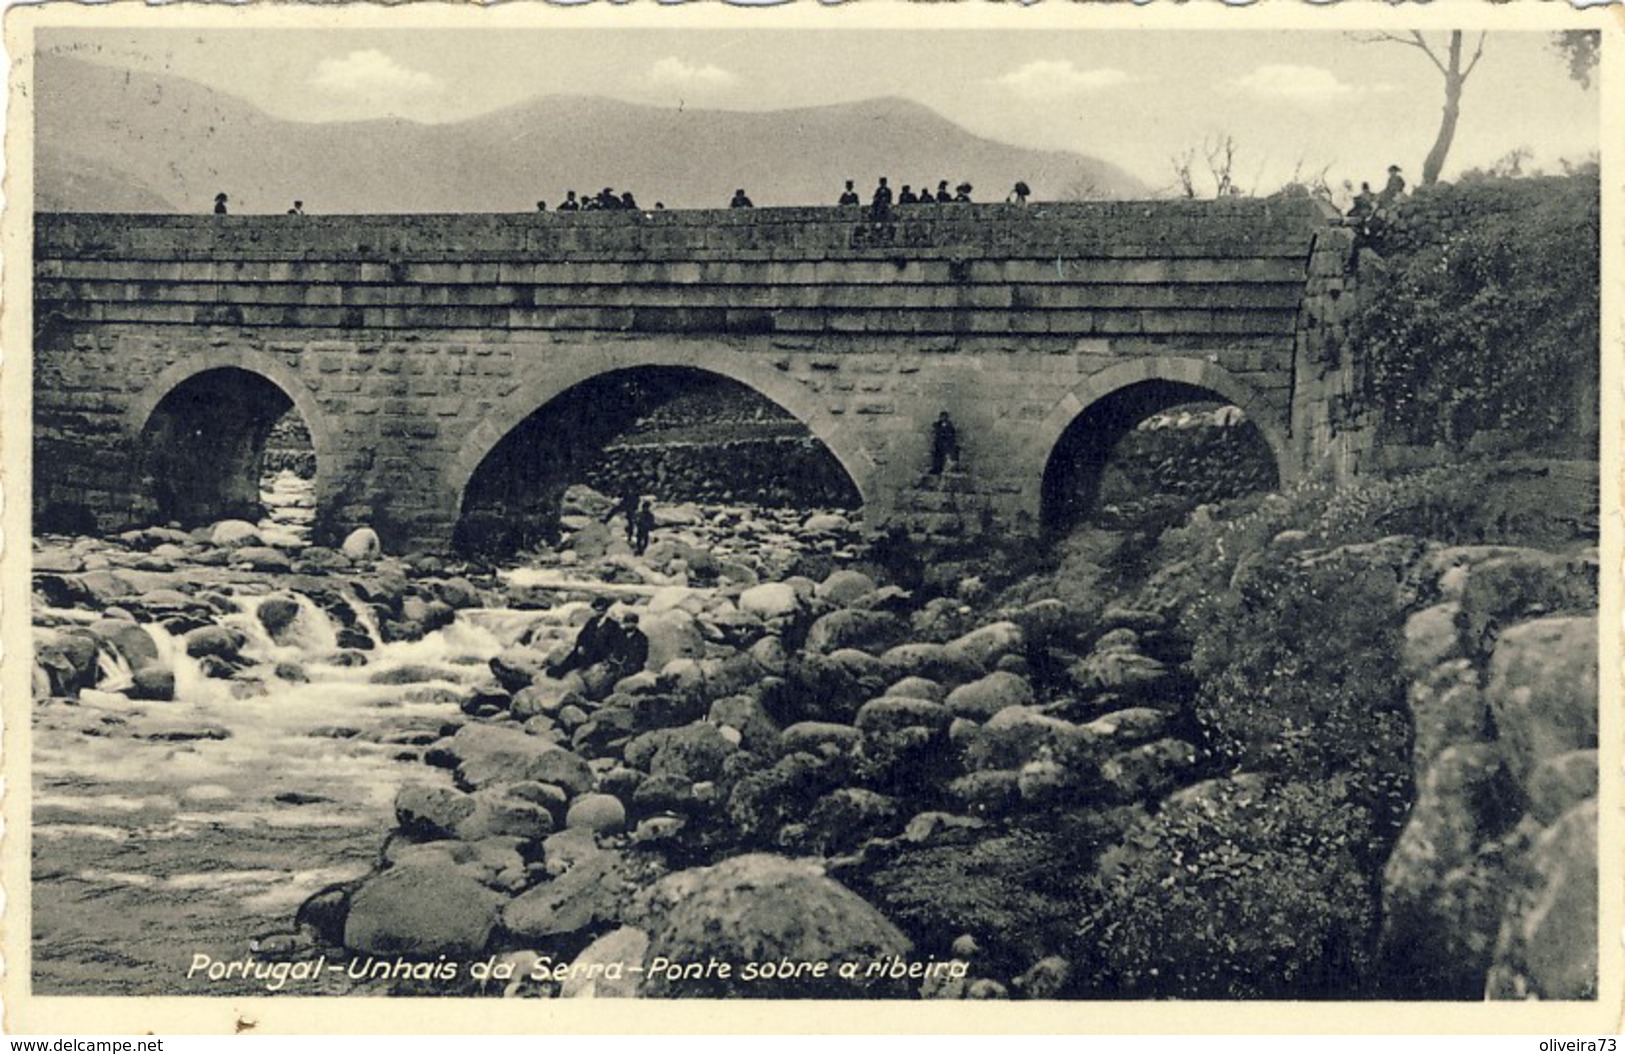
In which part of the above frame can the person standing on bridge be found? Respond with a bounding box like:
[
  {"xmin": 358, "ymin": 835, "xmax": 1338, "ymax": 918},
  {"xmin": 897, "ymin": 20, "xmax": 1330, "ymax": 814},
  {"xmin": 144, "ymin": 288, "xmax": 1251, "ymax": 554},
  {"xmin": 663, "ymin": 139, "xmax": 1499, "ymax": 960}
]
[
  {"xmin": 838, "ymin": 180, "xmax": 860, "ymax": 207},
  {"xmin": 730, "ymin": 188, "xmax": 755, "ymax": 209},
  {"xmin": 935, "ymin": 181, "xmax": 953, "ymax": 203},
  {"xmin": 869, "ymin": 177, "xmax": 893, "ymax": 222},
  {"xmin": 559, "ymin": 191, "xmax": 580, "ymax": 212},
  {"xmin": 214, "ymin": 193, "xmax": 229, "ymax": 215},
  {"xmin": 930, "ymin": 411, "xmax": 961, "ymax": 475}
]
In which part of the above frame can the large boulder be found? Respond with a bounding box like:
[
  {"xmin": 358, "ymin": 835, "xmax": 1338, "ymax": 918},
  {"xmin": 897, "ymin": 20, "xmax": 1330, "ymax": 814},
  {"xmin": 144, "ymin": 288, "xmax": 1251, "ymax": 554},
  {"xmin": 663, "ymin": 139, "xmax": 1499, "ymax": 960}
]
[
  {"xmin": 879, "ymin": 643, "xmax": 983, "ymax": 687},
  {"xmin": 637, "ymin": 854, "xmax": 912, "ymax": 997},
  {"xmin": 805, "ymin": 609, "xmax": 904, "ymax": 655},
  {"xmin": 560, "ymin": 927, "xmax": 650, "ymax": 998},
  {"xmin": 89, "ymin": 619, "xmax": 161, "ymax": 671},
  {"xmin": 962, "ymin": 706, "xmax": 1080, "ymax": 771},
  {"xmin": 624, "ymin": 723, "xmax": 737, "ymax": 783},
  {"xmin": 437, "ymin": 724, "xmax": 594, "ymax": 795},
  {"xmin": 343, "ymin": 863, "xmax": 503, "ymax": 956},
  {"xmin": 1485, "ymin": 616, "xmax": 1597, "ymax": 787},
  {"xmin": 1379, "ymin": 743, "xmax": 1518, "ymax": 996},
  {"xmin": 394, "ymin": 783, "xmax": 477, "ymax": 839},
  {"xmin": 1408, "ymin": 659, "xmax": 1488, "ymax": 773},
  {"xmin": 945, "ymin": 671, "xmax": 1035, "ymax": 721},
  {"xmin": 1458, "ymin": 551, "xmax": 1596, "ymax": 658},
  {"xmin": 1486, "ymin": 799, "xmax": 1598, "ymax": 1000},
  {"xmin": 738, "ymin": 583, "xmax": 801, "ymax": 622},
  {"xmin": 209, "ymin": 520, "xmax": 262, "ymax": 549},
  {"xmin": 944, "ymin": 621, "xmax": 1025, "ymax": 671},
  {"xmin": 501, "ymin": 846, "xmax": 624, "ymax": 941},
  {"xmin": 1402, "ymin": 602, "xmax": 1464, "ymax": 679},
  {"xmin": 341, "ymin": 527, "xmax": 383, "ymax": 563},
  {"xmin": 639, "ymin": 609, "xmax": 704, "ymax": 671},
  {"xmin": 815, "ymin": 569, "xmax": 877, "ymax": 607}
]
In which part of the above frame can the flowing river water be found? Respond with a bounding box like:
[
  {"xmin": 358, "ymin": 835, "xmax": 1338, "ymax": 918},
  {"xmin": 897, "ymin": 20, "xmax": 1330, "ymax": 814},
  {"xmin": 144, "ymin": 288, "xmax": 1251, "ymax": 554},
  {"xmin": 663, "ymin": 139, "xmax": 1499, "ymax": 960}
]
[{"xmin": 30, "ymin": 472, "xmax": 714, "ymax": 996}]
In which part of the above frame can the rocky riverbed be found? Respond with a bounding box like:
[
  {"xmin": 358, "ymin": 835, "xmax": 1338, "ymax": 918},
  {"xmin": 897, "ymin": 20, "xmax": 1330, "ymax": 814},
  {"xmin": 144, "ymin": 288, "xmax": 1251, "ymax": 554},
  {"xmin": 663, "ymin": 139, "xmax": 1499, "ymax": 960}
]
[{"xmin": 30, "ymin": 471, "xmax": 1600, "ymax": 1000}]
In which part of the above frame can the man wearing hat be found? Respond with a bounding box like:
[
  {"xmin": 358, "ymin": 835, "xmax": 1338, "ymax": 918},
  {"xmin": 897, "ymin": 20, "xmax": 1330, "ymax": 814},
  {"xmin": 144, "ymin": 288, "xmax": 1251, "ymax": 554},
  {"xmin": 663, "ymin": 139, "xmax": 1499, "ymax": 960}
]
[{"xmin": 547, "ymin": 596, "xmax": 617, "ymax": 677}]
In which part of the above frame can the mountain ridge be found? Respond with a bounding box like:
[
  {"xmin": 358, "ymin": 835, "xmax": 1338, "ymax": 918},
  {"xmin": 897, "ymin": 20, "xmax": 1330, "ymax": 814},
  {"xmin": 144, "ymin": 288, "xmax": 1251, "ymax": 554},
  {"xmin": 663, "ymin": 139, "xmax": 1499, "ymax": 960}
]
[{"xmin": 34, "ymin": 53, "xmax": 1149, "ymax": 213}]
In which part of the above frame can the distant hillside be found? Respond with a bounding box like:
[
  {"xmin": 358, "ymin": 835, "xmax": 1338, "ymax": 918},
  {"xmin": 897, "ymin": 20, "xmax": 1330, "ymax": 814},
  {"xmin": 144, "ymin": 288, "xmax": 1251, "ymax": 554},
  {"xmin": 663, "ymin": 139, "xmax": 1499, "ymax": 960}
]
[{"xmin": 34, "ymin": 53, "xmax": 1148, "ymax": 213}]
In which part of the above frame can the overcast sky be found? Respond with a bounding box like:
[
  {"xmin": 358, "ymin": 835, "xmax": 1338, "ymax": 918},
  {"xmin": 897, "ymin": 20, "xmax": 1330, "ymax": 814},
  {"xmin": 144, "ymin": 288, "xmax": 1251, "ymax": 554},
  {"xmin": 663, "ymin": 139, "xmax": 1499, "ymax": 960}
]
[{"xmin": 41, "ymin": 28, "xmax": 1599, "ymax": 194}]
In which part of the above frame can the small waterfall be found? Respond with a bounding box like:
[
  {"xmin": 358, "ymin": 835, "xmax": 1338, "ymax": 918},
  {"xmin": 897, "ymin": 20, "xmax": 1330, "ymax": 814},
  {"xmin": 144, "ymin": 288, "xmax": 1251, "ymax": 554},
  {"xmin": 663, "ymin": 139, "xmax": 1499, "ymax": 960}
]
[
  {"xmin": 94, "ymin": 642, "xmax": 134, "ymax": 693},
  {"xmin": 341, "ymin": 592, "xmax": 383, "ymax": 649},
  {"xmin": 144, "ymin": 621, "xmax": 226, "ymax": 704},
  {"xmin": 256, "ymin": 593, "xmax": 339, "ymax": 655}
]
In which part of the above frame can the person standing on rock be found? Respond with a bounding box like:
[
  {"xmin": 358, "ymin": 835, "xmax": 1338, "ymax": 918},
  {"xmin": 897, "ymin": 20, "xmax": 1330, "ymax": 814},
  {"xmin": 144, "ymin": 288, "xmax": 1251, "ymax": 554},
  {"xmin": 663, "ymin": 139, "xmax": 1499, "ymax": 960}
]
[
  {"xmin": 930, "ymin": 411, "xmax": 961, "ymax": 475},
  {"xmin": 602, "ymin": 489, "xmax": 640, "ymax": 544},
  {"xmin": 633, "ymin": 498, "xmax": 656, "ymax": 556}
]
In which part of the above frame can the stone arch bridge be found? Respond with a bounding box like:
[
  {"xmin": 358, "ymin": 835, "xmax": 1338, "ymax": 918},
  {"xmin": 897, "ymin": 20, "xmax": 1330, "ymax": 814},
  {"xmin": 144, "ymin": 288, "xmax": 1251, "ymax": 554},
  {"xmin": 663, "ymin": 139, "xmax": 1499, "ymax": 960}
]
[{"xmin": 32, "ymin": 200, "xmax": 1363, "ymax": 552}]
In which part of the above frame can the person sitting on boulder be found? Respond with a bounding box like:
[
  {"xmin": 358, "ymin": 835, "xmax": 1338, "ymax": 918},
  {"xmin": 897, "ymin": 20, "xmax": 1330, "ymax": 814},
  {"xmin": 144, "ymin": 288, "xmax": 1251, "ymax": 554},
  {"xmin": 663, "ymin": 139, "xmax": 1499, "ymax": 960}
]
[
  {"xmin": 605, "ymin": 610, "xmax": 649, "ymax": 680},
  {"xmin": 547, "ymin": 596, "xmax": 616, "ymax": 677},
  {"xmin": 632, "ymin": 498, "xmax": 656, "ymax": 556}
]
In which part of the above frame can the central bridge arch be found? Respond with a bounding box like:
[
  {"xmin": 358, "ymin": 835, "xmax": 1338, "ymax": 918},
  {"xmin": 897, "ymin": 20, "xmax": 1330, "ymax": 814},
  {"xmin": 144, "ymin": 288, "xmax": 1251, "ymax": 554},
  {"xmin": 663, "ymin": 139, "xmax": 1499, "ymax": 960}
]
[{"xmin": 444, "ymin": 341, "xmax": 881, "ymax": 550}]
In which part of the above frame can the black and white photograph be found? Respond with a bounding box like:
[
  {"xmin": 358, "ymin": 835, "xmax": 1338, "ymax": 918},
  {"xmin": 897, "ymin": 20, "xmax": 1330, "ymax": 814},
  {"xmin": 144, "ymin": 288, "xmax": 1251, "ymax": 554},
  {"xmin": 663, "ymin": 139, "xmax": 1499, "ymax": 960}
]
[{"xmin": 4, "ymin": 3, "xmax": 1617, "ymax": 1034}]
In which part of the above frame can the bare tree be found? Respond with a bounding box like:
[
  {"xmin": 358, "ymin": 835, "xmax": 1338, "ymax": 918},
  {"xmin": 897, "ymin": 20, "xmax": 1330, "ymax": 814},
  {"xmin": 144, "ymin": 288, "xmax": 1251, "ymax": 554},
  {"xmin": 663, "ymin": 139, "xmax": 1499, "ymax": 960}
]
[
  {"xmin": 1169, "ymin": 146, "xmax": 1198, "ymax": 199},
  {"xmin": 1168, "ymin": 135, "xmax": 1247, "ymax": 199},
  {"xmin": 1358, "ymin": 31, "xmax": 1487, "ymax": 186},
  {"xmin": 1204, "ymin": 135, "xmax": 1241, "ymax": 198}
]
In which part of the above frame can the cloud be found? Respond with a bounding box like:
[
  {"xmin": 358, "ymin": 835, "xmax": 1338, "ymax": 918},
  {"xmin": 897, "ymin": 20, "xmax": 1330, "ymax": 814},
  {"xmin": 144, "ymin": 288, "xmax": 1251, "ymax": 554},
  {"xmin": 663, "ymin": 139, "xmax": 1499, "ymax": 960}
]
[
  {"xmin": 647, "ymin": 56, "xmax": 738, "ymax": 90},
  {"xmin": 1231, "ymin": 64, "xmax": 1364, "ymax": 105},
  {"xmin": 996, "ymin": 60, "xmax": 1130, "ymax": 100},
  {"xmin": 311, "ymin": 49, "xmax": 441, "ymax": 102}
]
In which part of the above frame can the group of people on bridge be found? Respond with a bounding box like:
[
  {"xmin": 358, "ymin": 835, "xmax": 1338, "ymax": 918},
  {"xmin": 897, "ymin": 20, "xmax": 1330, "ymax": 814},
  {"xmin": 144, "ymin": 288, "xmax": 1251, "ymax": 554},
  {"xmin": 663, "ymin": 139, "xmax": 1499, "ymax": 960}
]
[{"xmin": 211, "ymin": 177, "xmax": 1034, "ymax": 216}]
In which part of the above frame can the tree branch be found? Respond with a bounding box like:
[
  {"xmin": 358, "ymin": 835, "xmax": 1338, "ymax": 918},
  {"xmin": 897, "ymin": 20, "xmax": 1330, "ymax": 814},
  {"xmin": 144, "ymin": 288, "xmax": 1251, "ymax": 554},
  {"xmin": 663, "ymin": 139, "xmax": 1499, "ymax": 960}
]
[
  {"xmin": 1409, "ymin": 31, "xmax": 1449, "ymax": 75},
  {"xmin": 1462, "ymin": 31, "xmax": 1488, "ymax": 79}
]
